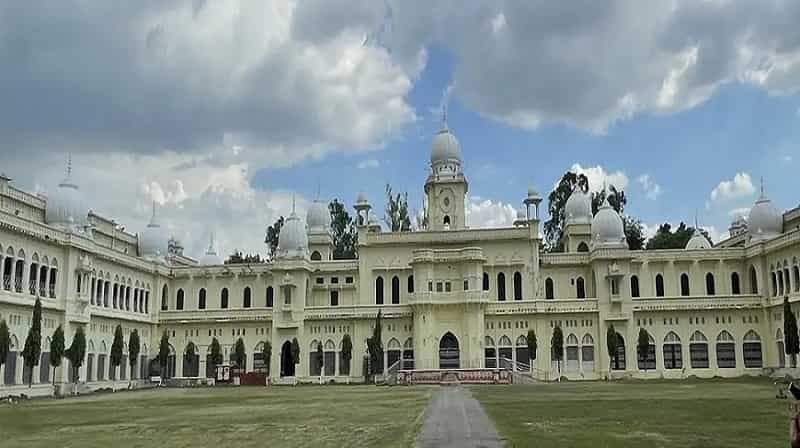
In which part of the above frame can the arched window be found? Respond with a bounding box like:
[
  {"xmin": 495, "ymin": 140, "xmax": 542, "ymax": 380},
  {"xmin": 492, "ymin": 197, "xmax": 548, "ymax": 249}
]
[
  {"xmin": 581, "ymin": 334, "xmax": 595, "ymax": 372},
  {"xmin": 716, "ymin": 331, "xmax": 736, "ymax": 368},
  {"xmin": 176, "ymin": 289, "xmax": 184, "ymax": 310},
  {"xmin": 220, "ymin": 288, "xmax": 229, "ymax": 309},
  {"xmin": 637, "ymin": 331, "xmax": 656, "ymax": 370},
  {"xmin": 794, "ymin": 265, "xmax": 800, "ymax": 293},
  {"xmin": 743, "ymin": 330, "xmax": 762, "ymax": 368},
  {"xmin": 243, "ymin": 287, "xmax": 252, "ymax": 308},
  {"xmin": 630, "ymin": 275, "xmax": 640, "ymax": 298},
  {"xmin": 680, "ymin": 273, "xmax": 690, "ymax": 296},
  {"xmin": 772, "ymin": 271, "xmax": 778, "ymax": 296},
  {"xmin": 612, "ymin": 333, "xmax": 626, "ymax": 370},
  {"xmin": 513, "ymin": 272, "xmax": 522, "ymax": 300},
  {"xmin": 161, "ymin": 285, "xmax": 169, "ymax": 311},
  {"xmin": 576, "ymin": 277, "xmax": 585, "ymax": 299},
  {"xmin": 391, "ymin": 276, "xmax": 400, "ymax": 304},
  {"xmin": 663, "ymin": 332, "xmax": 682, "ymax": 369},
  {"xmin": 565, "ymin": 334, "xmax": 579, "ymax": 372},
  {"xmin": 482, "ymin": 273, "xmax": 489, "ymax": 291},
  {"xmin": 545, "ymin": 278, "xmax": 554, "ymax": 300},
  {"xmin": 198, "ymin": 288, "xmax": 206, "ymax": 310},
  {"xmin": 443, "ymin": 216, "xmax": 451, "ymax": 227},
  {"xmin": 484, "ymin": 336, "xmax": 497, "ymax": 368},
  {"xmin": 731, "ymin": 272, "xmax": 741, "ymax": 295},
  {"xmin": 375, "ymin": 276, "xmax": 384, "ymax": 305},
  {"xmin": 310, "ymin": 251, "xmax": 322, "ymax": 261},
  {"xmin": 655, "ymin": 274, "xmax": 664, "ymax": 297},
  {"xmin": 689, "ymin": 331, "xmax": 709, "ymax": 368},
  {"xmin": 407, "ymin": 275, "xmax": 414, "ymax": 294},
  {"xmin": 705, "ymin": 273, "xmax": 715, "ymax": 296},
  {"xmin": 266, "ymin": 286, "xmax": 274, "ymax": 308},
  {"xmin": 779, "ymin": 271, "xmax": 785, "ymax": 296},
  {"xmin": 749, "ymin": 266, "xmax": 758, "ymax": 294},
  {"xmin": 497, "ymin": 272, "xmax": 506, "ymax": 301},
  {"xmin": 784, "ymin": 268, "xmax": 791, "ymax": 295},
  {"xmin": 577, "ymin": 242, "xmax": 589, "ymax": 252}
]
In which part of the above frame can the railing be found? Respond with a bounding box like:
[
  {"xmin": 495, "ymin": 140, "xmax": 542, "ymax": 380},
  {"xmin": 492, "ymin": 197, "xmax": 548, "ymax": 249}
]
[
  {"xmin": 29, "ymin": 280, "xmax": 37, "ymax": 296},
  {"xmin": 499, "ymin": 357, "xmax": 550, "ymax": 381},
  {"xmin": 14, "ymin": 277, "xmax": 22, "ymax": 293},
  {"xmin": 49, "ymin": 286, "xmax": 55, "ymax": 298},
  {"xmin": 40, "ymin": 286, "xmax": 47, "ymax": 297},
  {"xmin": 384, "ymin": 359, "xmax": 402, "ymax": 385},
  {"xmin": 2, "ymin": 276, "xmax": 10, "ymax": 291}
]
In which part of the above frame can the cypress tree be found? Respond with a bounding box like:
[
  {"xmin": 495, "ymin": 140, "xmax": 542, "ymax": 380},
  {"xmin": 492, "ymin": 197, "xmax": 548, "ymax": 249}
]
[
  {"xmin": 784, "ymin": 298, "xmax": 799, "ymax": 367},
  {"xmin": 551, "ymin": 326, "xmax": 564, "ymax": 376},
  {"xmin": 128, "ymin": 330, "xmax": 140, "ymax": 383},
  {"xmin": 50, "ymin": 326, "xmax": 65, "ymax": 388},
  {"xmin": 210, "ymin": 337, "xmax": 222, "ymax": 367},
  {"xmin": 22, "ymin": 298, "xmax": 43, "ymax": 387},
  {"xmin": 637, "ymin": 328, "xmax": 651, "ymax": 373},
  {"xmin": 0, "ymin": 320, "xmax": 10, "ymax": 377},
  {"xmin": 158, "ymin": 331, "xmax": 170, "ymax": 379},
  {"xmin": 316, "ymin": 341, "xmax": 324, "ymax": 376},
  {"xmin": 65, "ymin": 326, "xmax": 86, "ymax": 392},
  {"xmin": 341, "ymin": 334, "xmax": 352, "ymax": 375},
  {"xmin": 233, "ymin": 337, "xmax": 246, "ymax": 372},
  {"xmin": 110, "ymin": 325, "xmax": 124, "ymax": 382},
  {"xmin": 606, "ymin": 325, "xmax": 618, "ymax": 375},
  {"xmin": 526, "ymin": 329, "xmax": 537, "ymax": 362}
]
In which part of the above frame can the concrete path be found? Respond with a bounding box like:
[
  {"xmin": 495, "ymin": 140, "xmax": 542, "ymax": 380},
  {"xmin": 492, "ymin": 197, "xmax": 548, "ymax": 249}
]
[{"xmin": 416, "ymin": 386, "xmax": 505, "ymax": 448}]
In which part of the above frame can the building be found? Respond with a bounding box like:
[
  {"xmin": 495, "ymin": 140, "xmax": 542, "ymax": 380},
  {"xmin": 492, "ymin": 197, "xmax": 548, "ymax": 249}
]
[{"xmin": 1, "ymin": 120, "xmax": 799, "ymax": 395}]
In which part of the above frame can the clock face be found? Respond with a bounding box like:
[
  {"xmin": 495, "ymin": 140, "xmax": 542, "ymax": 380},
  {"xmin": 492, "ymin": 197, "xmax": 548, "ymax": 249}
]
[{"xmin": 439, "ymin": 188, "xmax": 453, "ymax": 212}]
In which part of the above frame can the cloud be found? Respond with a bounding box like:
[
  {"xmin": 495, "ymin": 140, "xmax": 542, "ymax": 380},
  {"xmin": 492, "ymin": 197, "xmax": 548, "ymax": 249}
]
[
  {"xmin": 465, "ymin": 197, "xmax": 516, "ymax": 228},
  {"xmin": 728, "ymin": 207, "xmax": 750, "ymax": 219},
  {"xmin": 569, "ymin": 164, "xmax": 629, "ymax": 193},
  {"xmin": 637, "ymin": 174, "xmax": 663, "ymax": 200},
  {"xmin": 710, "ymin": 172, "xmax": 756, "ymax": 202},
  {"xmin": 357, "ymin": 159, "xmax": 381, "ymax": 169}
]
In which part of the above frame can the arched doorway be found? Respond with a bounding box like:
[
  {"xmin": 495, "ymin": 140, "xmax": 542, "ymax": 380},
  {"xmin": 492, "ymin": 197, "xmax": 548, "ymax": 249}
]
[
  {"xmin": 439, "ymin": 332, "xmax": 460, "ymax": 369},
  {"xmin": 280, "ymin": 341, "xmax": 295, "ymax": 377}
]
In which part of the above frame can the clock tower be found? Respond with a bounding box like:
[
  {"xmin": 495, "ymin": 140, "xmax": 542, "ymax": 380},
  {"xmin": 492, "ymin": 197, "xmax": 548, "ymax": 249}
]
[{"xmin": 425, "ymin": 117, "xmax": 468, "ymax": 231}]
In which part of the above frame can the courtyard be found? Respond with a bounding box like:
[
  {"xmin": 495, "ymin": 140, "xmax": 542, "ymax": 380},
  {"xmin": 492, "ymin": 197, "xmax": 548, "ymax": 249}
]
[{"xmin": 0, "ymin": 378, "xmax": 790, "ymax": 447}]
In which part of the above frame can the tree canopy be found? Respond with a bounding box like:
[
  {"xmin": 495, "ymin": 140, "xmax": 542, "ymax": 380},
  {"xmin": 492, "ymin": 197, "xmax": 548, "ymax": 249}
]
[
  {"xmin": 50, "ymin": 326, "xmax": 65, "ymax": 385},
  {"xmin": 329, "ymin": 199, "xmax": 358, "ymax": 259},
  {"xmin": 209, "ymin": 337, "xmax": 223, "ymax": 367},
  {"xmin": 645, "ymin": 222, "xmax": 710, "ymax": 250},
  {"xmin": 384, "ymin": 184, "xmax": 412, "ymax": 232},
  {"xmin": 551, "ymin": 326, "xmax": 564, "ymax": 373},
  {"xmin": 110, "ymin": 325, "xmax": 124, "ymax": 378},
  {"xmin": 785, "ymin": 298, "xmax": 799, "ymax": 367},
  {"xmin": 637, "ymin": 328, "xmax": 651, "ymax": 372},
  {"xmin": 233, "ymin": 337, "xmax": 246, "ymax": 369},
  {"xmin": 264, "ymin": 216, "xmax": 285, "ymax": 261},
  {"xmin": 65, "ymin": 326, "xmax": 86, "ymax": 382},
  {"xmin": 225, "ymin": 251, "xmax": 265, "ymax": 264},
  {"xmin": 606, "ymin": 325, "xmax": 618, "ymax": 370},
  {"xmin": 128, "ymin": 329, "xmax": 140, "ymax": 379},
  {"xmin": 22, "ymin": 297, "xmax": 43, "ymax": 386},
  {"xmin": 526, "ymin": 330, "xmax": 537, "ymax": 362},
  {"xmin": 367, "ymin": 311, "xmax": 383, "ymax": 378},
  {"xmin": 158, "ymin": 331, "xmax": 170, "ymax": 376}
]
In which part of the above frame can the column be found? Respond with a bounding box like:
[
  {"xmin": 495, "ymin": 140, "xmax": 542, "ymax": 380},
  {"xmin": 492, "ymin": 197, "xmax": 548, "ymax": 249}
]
[
  {"xmin": 9, "ymin": 255, "xmax": 16, "ymax": 291},
  {"xmin": 45, "ymin": 267, "xmax": 52, "ymax": 298}
]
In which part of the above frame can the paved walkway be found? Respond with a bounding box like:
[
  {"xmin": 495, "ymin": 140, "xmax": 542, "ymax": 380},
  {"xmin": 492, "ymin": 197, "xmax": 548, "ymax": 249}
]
[{"xmin": 416, "ymin": 386, "xmax": 505, "ymax": 448}]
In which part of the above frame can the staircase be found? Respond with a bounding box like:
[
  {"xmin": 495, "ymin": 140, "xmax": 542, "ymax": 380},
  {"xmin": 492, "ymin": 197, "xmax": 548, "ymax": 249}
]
[{"xmin": 499, "ymin": 357, "xmax": 548, "ymax": 383}]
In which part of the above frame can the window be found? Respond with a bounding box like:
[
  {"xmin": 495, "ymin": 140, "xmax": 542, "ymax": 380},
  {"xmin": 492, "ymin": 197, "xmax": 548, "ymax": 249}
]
[
  {"xmin": 663, "ymin": 332, "xmax": 682, "ymax": 369},
  {"xmin": 445, "ymin": 282, "xmax": 451, "ymax": 292},
  {"xmin": 731, "ymin": 272, "xmax": 741, "ymax": 295},
  {"xmin": 198, "ymin": 288, "xmax": 206, "ymax": 310},
  {"xmin": 436, "ymin": 282, "xmax": 443, "ymax": 292},
  {"xmin": 463, "ymin": 279, "xmax": 469, "ymax": 291},
  {"xmin": 577, "ymin": 242, "xmax": 589, "ymax": 252},
  {"xmin": 680, "ymin": 273, "xmax": 690, "ymax": 296},
  {"xmin": 637, "ymin": 332, "xmax": 656, "ymax": 370},
  {"xmin": 513, "ymin": 272, "xmax": 522, "ymax": 300},
  {"xmin": 391, "ymin": 276, "xmax": 400, "ymax": 304},
  {"xmin": 330, "ymin": 277, "xmax": 338, "ymax": 284},
  {"xmin": 161, "ymin": 285, "xmax": 169, "ymax": 311},
  {"xmin": 772, "ymin": 271, "xmax": 778, "ymax": 296},
  {"xmin": 482, "ymin": 272, "xmax": 489, "ymax": 291},
  {"xmin": 611, "ymin": 279, "xmax": 619, "ymax": 296},
  {"xmin": 315, "ymin": 277, "xmax": 324, "ymax": 285},
  {"xmin": 630, "ymin": 275, "xmax": 640, "ymax": 298},
  {"xmin": 576, "ymin": 277, "xmax": 585, "ymax": 299},
  {"xmin": 655, "ymin": 274, "xmax": 664, "ymax": 297},
  {"xmin": 443, "ymin": 215, "xmax": 451, "ymax": 226},
  {"xmin": 407, "ymin": 275, "xmax": 414, "ymax": 293},
  {"xmin": 221, "ymin": 288, "xmax": 229, "ymax": 309},
  {"xmin": 175, "ymin": 289, "xmax": 185, "ymax": 310},
  {"xmin": 310, "ymin": 251, "xmax": 322, "ymax": 261},
  {"xmin": 794, "ymin": 265, "xmax": 800, "ymax": 292},
  {"xmin": 545, "ymin": 278, "xmax": 554, "ymax": 300},
  {"xmin": 689, "ymin": 331, "xmax": 709, "ymax": 368},
  {"xmin": 716, "ymin": 331, "xmax": 736, "ymax": 368},
  {"xmin": 375, "ymin": 276, "xmax": 384, "ymax": 304},
  {"xmin": 705, "ymin": 273, "xmax": 715, "ymax": 296},
  {"xmin": 243, "ymin": 287, "xmax": 252, "ymax": 308},
  {"xmin": 749, "ymin": 266, "xmax": 758, "ymax": 294},
  {"xmin": 497, "ymin": 273, "xmax": 506, "ymax": 301},
  {"xmin": 283, "ymin": 287, "xmax": 292, "ymax": 306},
  {"xmin": 743, "ymin": 330, "xmax": 762, "ymax": 368},
  {"xmin": 330, "ymin": 290, "xmax": 339, "ymax": 307},
  {"xmin": 266, "ymin": 286, "xmax": 274, "ymax": 307}
]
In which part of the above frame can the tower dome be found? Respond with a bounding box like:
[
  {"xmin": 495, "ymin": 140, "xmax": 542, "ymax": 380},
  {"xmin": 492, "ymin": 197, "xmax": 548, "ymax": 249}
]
[
  {"xmin": 685, "ymin": 228, "xmax": 712, "ymax": 250},
  {"xmin": 565, "ymin": 188, "xmax": 592, "ymax": 225},
  {"xmin": 277, "ymin": 198, "xmax": 308, "ymax": 259},
  {"xmin": 748, "ymin": 185, "xmax": 782, "ymax": 241},
  {"xmin": 306, "ymin": 198, "xmax": 331, "ymax": 234},
  {"xmin": 45, "ymin": 157, "xmax": 89, "ymax": 231},
  {"xmin": 591, "ymin": 196, "xmax": 626, "ymax": 248},
  {"xmin": 430, "ymin": 122, "xmax": 462, "ymax": 167},
  {"xmin": 138, "ymin": 202, "xmax": 168, "ymax": 259}
]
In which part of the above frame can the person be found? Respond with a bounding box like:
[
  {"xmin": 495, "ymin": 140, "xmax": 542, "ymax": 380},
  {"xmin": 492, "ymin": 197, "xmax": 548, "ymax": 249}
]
[{"xmin": 791, "ymin": 410, "xmax": 800, "ymax": 448}]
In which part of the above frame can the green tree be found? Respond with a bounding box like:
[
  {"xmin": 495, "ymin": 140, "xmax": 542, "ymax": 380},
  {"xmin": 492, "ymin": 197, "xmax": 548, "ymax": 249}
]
[
  {"xmin": 329, "ymin": 199, "xmax": 358, "ymax": 259},
  {"xmin": 225, "ymin": 251, "xmax": 265, "ymax": 264},
  {"xmin": 637, "ymin": 328, "xmax": 651, "ymax": 373},
  {"xmin": 291, "ymin": 338, "xmax": 300, "ymax": 366},
  {"xmin": 543, "ymin": 171, "xmax": 589, "ymax": 252},
  {"xmin": 261, "ymin": 341, "xmax": 271, "ymax": 375},
  {"xmin": 645, "ymin": 222, "xmax": 710, "ymax": 250},
  {"xmin": 526, "ymin": 330, "xmax": 537, "ymax": 362},
  {"xmin": 158, "ymin": 331, "xmax": 170, "ymax": 379},
  {"xmin": 264, "ymin": 216, "xmax": 285, "ymax": 261},
  {"xmin": 367, "ymin": 311, "xmax": 383, "ymax": 380},
  {"xmin": 551, "ymin": 326, "xmax": 564, "ymax": 375},
  {"xmin": 110, "ymin": 324, "xmax": 124, "ymax": 382},
  {"xmin": 341, "ymin": 334, "xmax": 353, "ymax": 374},
  {"xmin": 50, "ymin": 325, "xmax": 65, "ymax": 388},
  {"xmin": 209, "ymin": 337, "xmax": 223, "ymax": 369},
  {"xmin": 606, "ymin": 325, "xmax": 618, "ymax": 374},
  {"xmin": 0, "ymin": 319, "xmax": 10, "ymax": 379},
  {"xmin": 233, "ymin": 337, "xmax": 246, "ymax": 372},
  {"xmin": 785, "ymin": 298, "xmax": 799, "ymax": 368},
  {"xmin": 590, "ymin": 185, "xmax": 626, "ymax": 215},
  {"xmin": 22, "ymin": 297, "xmax": 43, "ymax": 387},
  {"xmin": 623, "ymin": 215, "xmax": 646, "ymax": 250},
  {"xmin": 65, "ymin": 326, "xmax": 86, "ymax": 388},
  {"xmin": 316, "ymin": 341, "xmax": 324, "ymax": 376},
  {"xmin": 384, "ymin": 184, "xmax": 412, "ymax": 232},
  {"xmin": 128, "ymin": 329, "xmax": 140, "ymax": 382}
]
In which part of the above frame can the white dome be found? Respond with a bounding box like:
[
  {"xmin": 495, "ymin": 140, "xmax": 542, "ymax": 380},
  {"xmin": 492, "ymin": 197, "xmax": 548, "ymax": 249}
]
[
  {"xmin": 277, "ymin": 212, "xmax": 308, "ymax": 259},
  {"xmin": 527, "ymin": 185, "xmax": 539, "ymax": 198},
  {"xmin": 685, "ymin": 229, "xmax": 712, "ymax": 250},
  {"xmin": 430, "ymin": 124, "xmax": 462, "ymax": 166},
  {"xmin": 748, "ymin": 191, "xmax": 782, "ymax": 241},
  {"xmin": 138, "ymin": 203, "xmax": 168, "ymax": 259},
  {"xmin": 45, "ymin": 169, "xmax": 89, "ymax": 230},
  {"xmin": 591, "ymin": 197, "xmax": 626, "ymax": 247},
  {"xmin": 565, "ymin": 188, "xmax": 592, "ymax": 225},
  {"xmin": 307, "ymin": 199, "xmax": 330, "ymax": 234}
]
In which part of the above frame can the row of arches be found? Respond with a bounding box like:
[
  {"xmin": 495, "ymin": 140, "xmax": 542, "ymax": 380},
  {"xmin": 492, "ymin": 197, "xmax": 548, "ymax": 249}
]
[
  {"xmin": 771, "ymin": 258, "xmax": 800, "ymax": 297},
  {"xmin": 629, "ymin": 269, "xmax": 755, "ymax": 299},
  {"xmin": 543, "ymin": 277, "xmax": 586, "ymax": 300},
  {"xmin": 89, "ymin": 271, "xmax": 150, "ymax": 314},
  {"xmin": 169, "ymin": 286, "xmax": 276, "ymax": 311},
  {"xmin": 1, "ymin": 245, "xmax": 58, "ymax": 298}
]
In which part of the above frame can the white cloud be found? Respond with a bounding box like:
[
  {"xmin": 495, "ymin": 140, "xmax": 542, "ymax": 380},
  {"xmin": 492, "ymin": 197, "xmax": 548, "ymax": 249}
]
[
  {"xmin": 357, "ymin": 159, "xmax": 381, "ymax": 169},
  {"xmin": 709, "ymin": 172, "xmax": 756, "ymax": 202},
  {"xmin": 728, "ymin": 207, "xmax": 750, "ymax": 219},
  {"xmin": 465, "ymin": 197, "xmax": 516, "ymax": 228},
  {"xmin": 570, "ymin": 163, "xmax": 629, "ymax": 193},
  {"xmin": 637, "ymin": 174, "xmax": 663, "ymax": 200}
]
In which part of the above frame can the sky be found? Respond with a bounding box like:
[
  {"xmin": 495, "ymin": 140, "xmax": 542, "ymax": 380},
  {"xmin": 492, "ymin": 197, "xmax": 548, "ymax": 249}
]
[{"xmin": 0, "ymin": 0, "xmax": 799, "ymax": 259}]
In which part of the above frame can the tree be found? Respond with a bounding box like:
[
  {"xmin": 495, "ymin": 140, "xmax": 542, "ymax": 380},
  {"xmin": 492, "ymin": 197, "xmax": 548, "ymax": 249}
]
[
  {"xmin": 366, "ymin": 311, "xmax": 383, "ymax": 380},
  {"xmin": 0, "ymin": 319, "xmax": 10, "ymax": 379},
  {"xmin": 110, "ymin": 324, "xmax": 124, "ymax": 382},
  {"xmin": 551, "ymin": 326, "xmax": 564, "ymax": 376},
  {"xmin": 291, "ymin": 338, "xmax": 300, "ymax": 366},
  {"xmin": 316, "ymin": 341, "xmax": 324, "ymax": 378},
  {"xmin": 65, "ymin": 326, "xmax": 86, "ymax": 391},
  {"xmin": 623, "ymin": 215, "xmax": 646, "ymax": 250},
  {"xmin": 260, "ymin": 341, "xmax": 271, "ymax": 375},
  {"xmin": 606, "ymin": 325, "xmax": 618, "ymax": 374},
  {"xmin": 341, "ymin": 334, "xmax": 353, "ymax": 374},
  {"xmin": 329, "ymin": 199, "xmax": 358, "ymax": 259},
  {"xmin": 526, "ymin": 330, "xmax": 537, "ymax": 362},
  {"xmin": 264, "ymin": 216, "xmax": 285, "ymax": 261},
  {"xmin": 50, "ymin": 326, "xmax": 65, "ymax": 388},
  {"xmin": 158, "ymin": 331, "xmax": 170, "ymax": 380},
  {"xmin": 128, "ymin": 329, "xmax": 140, "ymax": 383},
  {"xmin": 22, "ymin": 297, "xmax": 43, "ymax": 387},
  {"xmin": 543, "ymin": 171, "xmax": 589, "ymax": 252},
  {"xmin": 384, "ymin": 184, "xmax": 412, "ymax": 232},
  {"xmin": 785, "ymin": 298, "xmax": 799, "ymax": 368},
  {"xmin": 590, "ymin": 185, "xmax": 626, "ymax": 215},
  {"xmin": 209, "ymin": 337, "xmax": 223, "ymax": 369},
  {"xmin": 637, "ymin": 328, "xmax": 651, "ymax": 373},
  {"xmin": 225, "ymin": 251, "xmax": 265, "ymax": 264},
  {"xmin": 233, "ymin": 337, "xmax": 246, "ymax": 372},
  {"xmin": 645, "ymin": 222, "xmax": 710, "ymax": 250}
]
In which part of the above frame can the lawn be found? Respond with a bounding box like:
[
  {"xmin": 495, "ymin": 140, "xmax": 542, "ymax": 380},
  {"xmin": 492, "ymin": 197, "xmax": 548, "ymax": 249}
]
[
  {"xmin": 0, "ymin": 385, "xmax": 432, "ymax": 448},
  {"xmin": 472, "ymin": 378, "xmax": 789, "ymax": 448}
]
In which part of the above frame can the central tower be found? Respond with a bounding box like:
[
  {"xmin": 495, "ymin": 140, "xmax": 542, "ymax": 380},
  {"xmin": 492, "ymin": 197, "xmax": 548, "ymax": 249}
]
[{"xmin": 425, "ymin": 118, "xmax": 468, "ymax": 231}]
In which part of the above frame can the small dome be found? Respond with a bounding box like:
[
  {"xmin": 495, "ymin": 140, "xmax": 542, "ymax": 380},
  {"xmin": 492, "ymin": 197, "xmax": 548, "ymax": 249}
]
[
  {"xmin": 277, "ymin": 211, "xmax": 308, "ymax": 259},
  {"xmin": 138, "ymin": 203, "xmax": 168, "ymax": 259},
  {"xmin": 685, "ymin": 229, "xmax": 712, "ymax": 250},
  {"xmin": 591, "ymin": 197, "xmax": 626, "ymax": 247},
  {"xmin": 527, "ymin": 185, "xmax": 539, "ymax": 198},
  {"xmin": 307, "ymin": 199, "xmax": 331, "ymax": 234},
  {"xmin": 430, "ymin": 123, "xmax": 462, "ymax": 166},
  {"xmin": 45, "ymin": 162, "xmax": 89, "ymax": 230},
  {"xmin": 355, "ymin": 191, "xmax": 370, "ymax": 207},
  {"xmin": 748, "ymin": 189, "xmax": 782, "ymax": 241},
  {"xmin": 565, "ymin": 188, "xmax": 592, "ymax": 225}
]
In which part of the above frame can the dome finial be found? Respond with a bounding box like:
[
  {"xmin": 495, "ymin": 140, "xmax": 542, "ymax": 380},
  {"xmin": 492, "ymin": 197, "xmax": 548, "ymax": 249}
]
[
  {"xmin": 292, "ymin": 193, "xmax": 296, "ymax": 214},
  {"xmin": 760, "ymin": 176, "xmax": 765, "ymax": 198},
  {"xmin": 66, "ymin": 153, "xmax": 73, "ymax": 179}
]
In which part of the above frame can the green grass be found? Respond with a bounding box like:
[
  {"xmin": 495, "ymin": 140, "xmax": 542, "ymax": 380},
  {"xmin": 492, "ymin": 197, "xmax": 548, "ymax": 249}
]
[
  {"xmin": 0, "ymin": 385, "xmax": 432, "ymax": 448},
  {"xmin": 472, "ymin": 378, "xmax": 789, "ymax": 448}
]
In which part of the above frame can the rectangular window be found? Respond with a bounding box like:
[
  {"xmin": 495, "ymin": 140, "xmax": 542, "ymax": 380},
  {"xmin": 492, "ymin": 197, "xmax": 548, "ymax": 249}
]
[
  {"xmin": 463, "ymin": 280, "xmax": 469, "ymax": 291},
  {"xmin": 436, "ymin": 282, "xmax": 443, "ymax": 292},
  {"xmin": 330, "ymin": 290, "xmax": 339, "ymax": 307},
  {"xmin": 315, "ymin": 277, "xmax": 324, "ymax": 284},
  {"xmin": 428, "ymin": 282, "xmax": 433, "ymax": 292},
  {"xmin": 611, "ymin": 279, "xmax": 619, "ymax": 296},
  {"xmin": 345, "ymin": 276, "xmax": 354, "ymax": 284},
  {"xmin": 330, "ymin": 277, "xmax": 339, "ymax": 284},
  {"xmin": 445, "ymin": 282, "xmax": 451, "ymax": 292},
  {"xmin": 283, "ymin": 288, "xmax": 292, "ymax": 306},
  {"xmin": 716, "ymin": 343, "xmax": 736, "ymax": 368}
]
